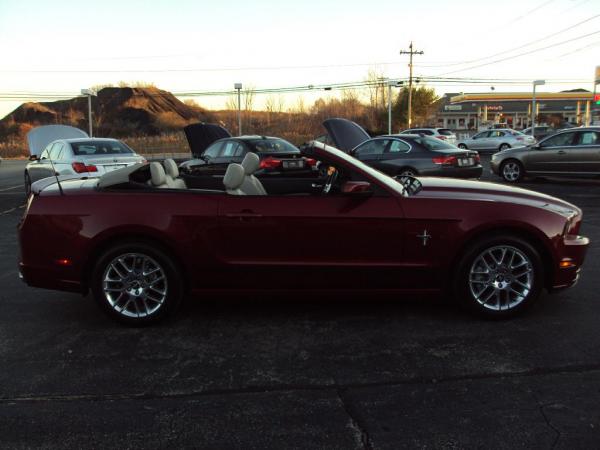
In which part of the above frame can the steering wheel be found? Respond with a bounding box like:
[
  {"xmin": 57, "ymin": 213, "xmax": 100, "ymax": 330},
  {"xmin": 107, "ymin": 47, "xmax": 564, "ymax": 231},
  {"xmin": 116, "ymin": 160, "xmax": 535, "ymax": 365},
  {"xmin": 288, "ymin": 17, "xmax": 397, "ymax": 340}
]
[{"xmin": 322, "ymin": 167, "xmax": 339, "ymax": 194}]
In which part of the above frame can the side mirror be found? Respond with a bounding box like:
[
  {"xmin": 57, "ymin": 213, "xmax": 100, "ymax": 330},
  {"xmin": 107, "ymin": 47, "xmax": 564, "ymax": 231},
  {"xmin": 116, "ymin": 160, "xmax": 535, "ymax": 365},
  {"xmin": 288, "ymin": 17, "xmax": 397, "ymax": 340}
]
[
  {"xmin": 29, "ymin": 155, "xmax": 39, "ymax": 161},
  {"xmin": 532, "ymin": 144, "xmax": 541, "ymax": 150},
  {"xmin": 341, "ymin": 181, "xmax": 372, "ymax": 196}
]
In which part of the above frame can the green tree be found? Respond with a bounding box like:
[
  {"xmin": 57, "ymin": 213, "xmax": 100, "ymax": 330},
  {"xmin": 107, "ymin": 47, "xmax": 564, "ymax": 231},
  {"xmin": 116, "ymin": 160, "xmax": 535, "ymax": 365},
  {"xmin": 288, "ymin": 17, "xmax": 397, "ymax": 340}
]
[{"xmin": 392, "ymin": 86, "xmax": 439, "ymax": 130}]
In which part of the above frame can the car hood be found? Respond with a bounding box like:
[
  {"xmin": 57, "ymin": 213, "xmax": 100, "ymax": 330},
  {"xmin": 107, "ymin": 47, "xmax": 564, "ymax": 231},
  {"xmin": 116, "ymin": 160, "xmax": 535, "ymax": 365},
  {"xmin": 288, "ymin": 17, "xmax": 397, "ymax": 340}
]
[
  {"xmin": 322, "ymin": 118, "xmax": 370, "ymax": 152},
  {"xmin": 183, "ymin": 123, "xmax": 231, "ymax": 157},
  {"xmin": 26, "ymin": 125, "xmax": 88, "ymax": 156},
  {"xmin": 415, "ymin": 177, "xmax": 579, "ymax": 217}
]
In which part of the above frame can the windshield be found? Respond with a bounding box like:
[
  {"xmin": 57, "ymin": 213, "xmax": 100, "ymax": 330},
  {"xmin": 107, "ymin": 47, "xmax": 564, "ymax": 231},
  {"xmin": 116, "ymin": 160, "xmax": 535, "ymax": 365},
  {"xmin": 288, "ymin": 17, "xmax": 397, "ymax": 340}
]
[
  {"xmin": 319, "ymin": 144, "xmax": 407, "ymax": 196},
  {"xmin": 414, "ymin": 136, "xmax": 457, "ymax": 151},
  {"xmin": 247, "ymin": 138, "xmax": 300, "ymax": 154},
  {"xmin": 71, "ymin": 140, "xmax": 134, "ymax": 156}
]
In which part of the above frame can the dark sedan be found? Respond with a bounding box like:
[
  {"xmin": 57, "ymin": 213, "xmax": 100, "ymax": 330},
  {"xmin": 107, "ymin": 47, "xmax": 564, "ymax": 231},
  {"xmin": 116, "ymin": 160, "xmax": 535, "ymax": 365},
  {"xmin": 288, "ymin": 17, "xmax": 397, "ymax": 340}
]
[
  {"xmin": 179, "ymin": 123, "xmax": 318, "ymax": 192},
  {"xmin": 323, "ymin": 118, "xmax": 482, "ymax": 178},
  {"xmin": 19, "ymin": 142, "xmax": 588, "ymax": 325},
  {"xmin": 491, "ymin": 127, "xmax": 600, "ymax": 182}
]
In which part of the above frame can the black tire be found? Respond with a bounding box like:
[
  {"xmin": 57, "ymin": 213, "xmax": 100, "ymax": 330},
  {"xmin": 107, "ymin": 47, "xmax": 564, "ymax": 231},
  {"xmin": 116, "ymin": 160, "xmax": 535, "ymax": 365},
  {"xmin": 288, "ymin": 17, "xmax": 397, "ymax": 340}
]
[
  {"xmin": 499, "ymin": 143, "xmax": 511, "ymax": 151},
  {"xmin": 500, "ymin": 159, "xmax": 524, "ymax": 183},
  {"xmin": 458, "ymin": 144, "xmax": 467, "ymax": 149},
  {"xmin": 24, "ymin": 172, "xmax": 32, "ymax": 198},
  {"xmin": 453, "ymin": 234, "xmax": 544, "ymax": 319},
  {"xmin": 398, "ymin": 167, "xmax": 418, "ymax": 177},
  {"xmin": 90, "ymin": 242, "xmax": 184, "ymax": 325}
]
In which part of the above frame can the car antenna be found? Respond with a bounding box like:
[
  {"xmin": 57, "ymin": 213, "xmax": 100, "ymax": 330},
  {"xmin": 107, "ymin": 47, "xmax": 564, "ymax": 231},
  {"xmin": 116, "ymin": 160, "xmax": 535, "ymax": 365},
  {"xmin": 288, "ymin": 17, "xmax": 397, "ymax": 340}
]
[{"xmin": 47, "ymin": 157, "xmax": 64, "ymax": 196}]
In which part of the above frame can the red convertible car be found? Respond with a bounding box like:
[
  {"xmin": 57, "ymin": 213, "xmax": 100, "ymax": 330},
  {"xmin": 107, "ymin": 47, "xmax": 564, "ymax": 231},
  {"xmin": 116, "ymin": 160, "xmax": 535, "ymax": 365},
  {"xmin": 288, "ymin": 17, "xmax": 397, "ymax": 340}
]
[{"xmin": 18, "ymin": 142, "xmax": 589, "ymax": 324}]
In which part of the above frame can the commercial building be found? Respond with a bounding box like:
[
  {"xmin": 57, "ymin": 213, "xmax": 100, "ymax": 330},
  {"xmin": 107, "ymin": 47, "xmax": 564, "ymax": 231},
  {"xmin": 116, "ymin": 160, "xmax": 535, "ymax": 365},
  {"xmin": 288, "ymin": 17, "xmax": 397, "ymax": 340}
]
[{"xmin": 434, "ymin": 90, "xmax": 595, "ymax": 131}]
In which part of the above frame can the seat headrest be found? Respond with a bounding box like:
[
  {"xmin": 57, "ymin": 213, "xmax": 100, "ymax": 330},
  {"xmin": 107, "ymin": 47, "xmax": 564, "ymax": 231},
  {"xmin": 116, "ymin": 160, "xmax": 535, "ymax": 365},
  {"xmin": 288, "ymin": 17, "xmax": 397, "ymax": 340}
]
[
  {"xmin": 163, "ymin": 159, "xmax": 179, "ymax": 178},
  {"xmin": 223, "ymin": 163, "xmax": 245, "ymax": 190},
  {"xmin": 241, "ymin": 152, "xmax": 260, "ymax": 175},
  {"xmin": 150, "ymin": 162, "xmax": 166, "ymax": 186}
]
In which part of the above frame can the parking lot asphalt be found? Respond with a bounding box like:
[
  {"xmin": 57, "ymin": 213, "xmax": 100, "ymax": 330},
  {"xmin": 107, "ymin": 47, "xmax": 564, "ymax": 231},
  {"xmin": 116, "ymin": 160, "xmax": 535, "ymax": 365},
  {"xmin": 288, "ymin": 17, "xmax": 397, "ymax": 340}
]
[{"xmin": 1, "ymin": 157, "xmax": 600, "ymax": 449}]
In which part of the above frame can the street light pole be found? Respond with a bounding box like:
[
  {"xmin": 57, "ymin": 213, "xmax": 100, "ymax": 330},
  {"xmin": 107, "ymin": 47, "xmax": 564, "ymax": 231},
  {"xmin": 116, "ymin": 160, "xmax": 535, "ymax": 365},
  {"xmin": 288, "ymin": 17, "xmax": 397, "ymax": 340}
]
[
  {"xmin": 234, "ymin": 83, "xmax": 242, "ymax": 136},
  {"xmin": 80, "ymin": 88, "xmax": 96, "ymax": 137},
  {"xmin": 387, "ymin": 80, "xmax": 402, "ymax": 134},
  {"xmin": 531, "ymin": 80, "xmax": 545, "ymax": 137}
]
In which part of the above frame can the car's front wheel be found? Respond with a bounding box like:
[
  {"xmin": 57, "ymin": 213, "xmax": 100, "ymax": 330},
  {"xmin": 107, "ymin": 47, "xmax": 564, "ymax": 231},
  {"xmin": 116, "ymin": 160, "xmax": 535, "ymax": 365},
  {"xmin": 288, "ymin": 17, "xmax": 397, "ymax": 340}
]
[
  {"xmin": 454, "ymin": 235, "xmax": 543, "ymax": 318},
  {"xmin": 458, "ymin": 144, "xmax": 467, "ymax": 149},
  {"xmin": 499, "ymin": 143, "xmax": 511, "ymax": 151},
  {"xmin": 500, "ymin": 159, "xmax": 524, "ymax": 182},
  {"xmin": 90, "ymin": 242, "xmax": 183, "ymax": 325}
]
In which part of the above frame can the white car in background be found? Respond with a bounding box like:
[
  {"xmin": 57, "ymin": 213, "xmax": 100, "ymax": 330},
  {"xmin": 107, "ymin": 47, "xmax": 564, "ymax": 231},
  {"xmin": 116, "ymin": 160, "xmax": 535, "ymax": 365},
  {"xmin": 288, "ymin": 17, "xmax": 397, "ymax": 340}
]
[
  {"xmin": 399, "ymin": 128, "xmax": 457, "ymax": 145},
  {"xmin": 25, "ymin": 125, "xmax": 145, "ymax": 196}
]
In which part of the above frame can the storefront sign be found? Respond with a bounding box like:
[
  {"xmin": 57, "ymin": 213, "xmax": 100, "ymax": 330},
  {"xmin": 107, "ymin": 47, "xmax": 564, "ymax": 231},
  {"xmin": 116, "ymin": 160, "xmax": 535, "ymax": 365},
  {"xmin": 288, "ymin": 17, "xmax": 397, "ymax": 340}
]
[{"xmin": 444, "ymin": 105, "xmax": 462, "ymax": 111}]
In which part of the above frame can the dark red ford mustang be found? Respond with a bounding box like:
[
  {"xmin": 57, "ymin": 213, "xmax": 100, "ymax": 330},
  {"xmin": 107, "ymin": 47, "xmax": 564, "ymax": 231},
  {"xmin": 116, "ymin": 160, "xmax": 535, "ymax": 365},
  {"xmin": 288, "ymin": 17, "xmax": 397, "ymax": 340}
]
[{"xmin": 18, "ymin": 142, "xmax": 589, "ymax": 324}]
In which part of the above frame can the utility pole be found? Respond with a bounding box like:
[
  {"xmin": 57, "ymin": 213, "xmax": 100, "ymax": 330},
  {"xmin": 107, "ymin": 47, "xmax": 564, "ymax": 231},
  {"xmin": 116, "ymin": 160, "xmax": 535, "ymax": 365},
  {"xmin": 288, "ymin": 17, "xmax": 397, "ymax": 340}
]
[{"xmin": 399, "ymin": 42, "xmax": 423, "ymax": 128}]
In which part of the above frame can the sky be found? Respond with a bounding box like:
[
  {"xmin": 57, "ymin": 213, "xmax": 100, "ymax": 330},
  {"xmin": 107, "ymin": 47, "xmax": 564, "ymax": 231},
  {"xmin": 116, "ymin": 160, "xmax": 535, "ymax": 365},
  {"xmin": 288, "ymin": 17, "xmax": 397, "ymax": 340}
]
[{"xmin": 0, "ymin": 0, "xmax": 599, "ymax": 118}]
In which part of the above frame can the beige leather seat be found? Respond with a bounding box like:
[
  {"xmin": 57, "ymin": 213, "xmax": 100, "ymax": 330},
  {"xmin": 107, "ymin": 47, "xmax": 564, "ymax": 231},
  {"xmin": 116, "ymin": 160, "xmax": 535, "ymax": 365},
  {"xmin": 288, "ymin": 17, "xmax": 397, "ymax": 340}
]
[
  {"xmin": 163, "ymin": 159, "xmax": 186, "ymax": 189},
  {"xmin": 240, "ymin": 152, "xmax": 267, "ymax": 195},
  {"xmin": 148, "ymin": 162, "xmax": 170, "ymax": 189},
  {"xmin": 223, "ymin": 163, "xmax": 246, "ymax": 195}
]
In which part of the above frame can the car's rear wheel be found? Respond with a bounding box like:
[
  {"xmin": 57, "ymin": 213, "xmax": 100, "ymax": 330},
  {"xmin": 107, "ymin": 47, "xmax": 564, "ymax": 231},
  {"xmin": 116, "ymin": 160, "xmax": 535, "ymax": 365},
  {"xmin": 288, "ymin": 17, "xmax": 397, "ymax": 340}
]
[
  {"xmin": 24, "ymin": 172, "xmax": 32, "ymax": 197},
  {"xmin": 398, "ymin": 167, "xmax": 418, "ymax": 176},
  {"xmin": 500, "ymin": 160, "xmax": 524, "ymax": 182},
  {"xmin": 91, "ymin": 242, "xmax": 183, "ymax": 325},
  {"xmin": 458, "ymin": 144, "xmax": 467, "ymax": 149},
  {"xmin": 454, "ymin": 235, "xmax": 543, "ymax": 318},
  {"xmin": 499, "ymin": 143, "xmax": 511, "ymax": 151}
]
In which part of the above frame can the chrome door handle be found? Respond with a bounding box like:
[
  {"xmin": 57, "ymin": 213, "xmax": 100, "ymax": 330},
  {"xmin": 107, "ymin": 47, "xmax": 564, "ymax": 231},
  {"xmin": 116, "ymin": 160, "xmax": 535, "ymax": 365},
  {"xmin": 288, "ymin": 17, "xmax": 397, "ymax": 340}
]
[
  {"xmin": 225, "ymin": 211, "xmax": 263, "ymax": 221},
  {"xmin": 557, "ymin": 150, "xmax": 566, "ymax": 155}
]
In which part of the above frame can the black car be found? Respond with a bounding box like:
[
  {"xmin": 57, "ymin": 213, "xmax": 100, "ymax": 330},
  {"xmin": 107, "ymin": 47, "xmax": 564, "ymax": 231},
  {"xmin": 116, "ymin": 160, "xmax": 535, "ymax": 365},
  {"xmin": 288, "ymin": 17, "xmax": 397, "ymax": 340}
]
[
  {"xmin": 323, "ymin": 118, "xmax": 482, "ymax": 178},
  {"xmin": 179, "ymin": 123, "xmax": 320, "ymax": 193}
]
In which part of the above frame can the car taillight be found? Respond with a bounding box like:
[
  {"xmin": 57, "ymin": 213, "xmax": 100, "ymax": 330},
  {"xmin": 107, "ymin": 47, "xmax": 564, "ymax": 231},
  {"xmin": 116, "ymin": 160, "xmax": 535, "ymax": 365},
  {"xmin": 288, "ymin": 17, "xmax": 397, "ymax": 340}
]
[
  {"xmin": 305, "ymin": 158, "xmax": 317, "ymax": 166},
  {"xmin": 72, "ymin": 162, "xmax": 98, "ymax": 173},
  {"xmin": 436, "ymin": 135, "xmax": 447, "ymax": 140},
  {"xmin": 432, "ymin": 155, "xmax": 457, "ymax": 165},
  {"xmin": 259, "ymin": 158, "xmax": 282, "ymax": 169},
  {"xmin": 474, "ymin": 154, "xmax": 481, "ymax": 163}
]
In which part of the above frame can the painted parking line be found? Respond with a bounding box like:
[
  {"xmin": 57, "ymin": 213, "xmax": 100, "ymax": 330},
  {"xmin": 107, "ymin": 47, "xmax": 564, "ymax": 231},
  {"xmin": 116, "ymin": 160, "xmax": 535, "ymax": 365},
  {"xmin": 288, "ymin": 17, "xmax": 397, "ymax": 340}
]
[
  {"xmin": 0, "ymin": 204, "xmax": 25, "ymax": 216},
  {"xmin": 0, "ymin": 185, "xmax": 23, "ymax": 192}
]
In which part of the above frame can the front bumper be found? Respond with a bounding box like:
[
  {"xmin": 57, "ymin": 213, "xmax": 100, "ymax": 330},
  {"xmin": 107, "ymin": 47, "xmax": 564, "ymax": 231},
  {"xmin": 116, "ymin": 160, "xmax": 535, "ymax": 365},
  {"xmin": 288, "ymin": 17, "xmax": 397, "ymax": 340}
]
[
  {"xmin": 490, "ymin": 158, "xmax": 501, "ymax": 175},
  {"xmin": 550, "ymin": 234, "xmax": 590, "ymax": 291}
]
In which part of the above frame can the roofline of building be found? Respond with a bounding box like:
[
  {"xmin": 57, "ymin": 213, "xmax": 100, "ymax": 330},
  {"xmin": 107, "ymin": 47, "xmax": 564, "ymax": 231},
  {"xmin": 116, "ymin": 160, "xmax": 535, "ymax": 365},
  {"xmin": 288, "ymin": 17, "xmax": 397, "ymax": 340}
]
[{"xmin": 450, "ymin": 92, "xmax": 595, "ymax": 103}]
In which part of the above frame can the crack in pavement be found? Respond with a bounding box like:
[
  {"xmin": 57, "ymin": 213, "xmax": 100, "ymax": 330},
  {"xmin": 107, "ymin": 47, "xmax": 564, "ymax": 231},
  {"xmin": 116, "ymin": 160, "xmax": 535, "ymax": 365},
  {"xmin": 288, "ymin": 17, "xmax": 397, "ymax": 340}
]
[
  {"xmin": 337, "ymin": 387, "xmax": 372, "ymax": 450},
  {"xmin": 2, "ymin": 363, "xmax": 600, "ymax": 405},
  {"xmin": 531, "ymin": 391, "xmax": 561, "ymax": 449}
]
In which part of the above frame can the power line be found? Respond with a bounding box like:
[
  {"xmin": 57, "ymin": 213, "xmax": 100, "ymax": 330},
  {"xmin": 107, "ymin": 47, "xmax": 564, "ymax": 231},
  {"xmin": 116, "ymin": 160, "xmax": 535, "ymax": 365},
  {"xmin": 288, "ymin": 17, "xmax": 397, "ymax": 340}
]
[
  {"xmin": 436, "ymin": 29, "xmax": 600, "ymax": 76},
  {"xmin": 414, "ymin": 14, "xmax": 600, "ymax": 68}
]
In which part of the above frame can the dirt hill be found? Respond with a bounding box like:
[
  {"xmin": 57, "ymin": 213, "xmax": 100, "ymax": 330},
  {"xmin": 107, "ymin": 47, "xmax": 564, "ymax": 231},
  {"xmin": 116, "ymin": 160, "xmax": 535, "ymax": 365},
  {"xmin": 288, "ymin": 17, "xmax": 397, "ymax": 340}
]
[{"xmin": 0, "ymin": 86, "xmax": 214, "ymax": 142}]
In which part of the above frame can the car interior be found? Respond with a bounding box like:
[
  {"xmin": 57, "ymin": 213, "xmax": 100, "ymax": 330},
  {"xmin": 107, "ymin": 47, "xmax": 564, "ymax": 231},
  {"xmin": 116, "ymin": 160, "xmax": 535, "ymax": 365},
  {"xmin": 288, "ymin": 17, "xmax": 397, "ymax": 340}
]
[{"xmin": 98, "ymin": 153, "xmax": 376, "ymax": 197}]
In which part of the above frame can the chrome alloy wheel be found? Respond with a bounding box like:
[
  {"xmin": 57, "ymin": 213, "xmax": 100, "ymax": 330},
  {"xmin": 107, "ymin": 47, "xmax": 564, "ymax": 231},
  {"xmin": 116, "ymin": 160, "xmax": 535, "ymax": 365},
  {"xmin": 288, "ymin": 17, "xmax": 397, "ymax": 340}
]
[
  {"xmin": 468, "ymin": 245, "xmax": 533, "ymax": 311},
  {"xmin": 502, "ymin": 162, "xmax": 521, "ymax": 181},
  {"xmin": 102, "ymin": 253, "xmax": 168, "ymax": 318}
]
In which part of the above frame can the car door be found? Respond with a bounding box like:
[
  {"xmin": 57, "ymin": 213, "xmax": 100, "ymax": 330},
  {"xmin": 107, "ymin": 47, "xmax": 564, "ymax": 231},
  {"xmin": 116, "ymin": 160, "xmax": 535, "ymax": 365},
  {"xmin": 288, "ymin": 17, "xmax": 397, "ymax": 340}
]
[
  {"xmin": 524, "ymin": 131, "xmax": 577, "ymax": 173},
  {"xmin": 571, "ymin": 130, "xmax": 600, "ymax": 173},
  {"xmin": 215, "ymin": 161, "xmax": 406, "ymax": 289},
  {"xmin": 468, "ymin": 131, "xmax": 490, "ymax": 150},
  {"xmin": 31, "ymin": 143, "xmax": 61, "ymax": 182},
  {"xmin": 378, "ymin": 139, "xmax": 415, "ymax": 174},
  {"xmin": 351, "ymin": 138, "xmax": 389, "ymax": 170},
  {"xmin": 50, "ymin": 142, "xmax": 70, "ymax": 175}
]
